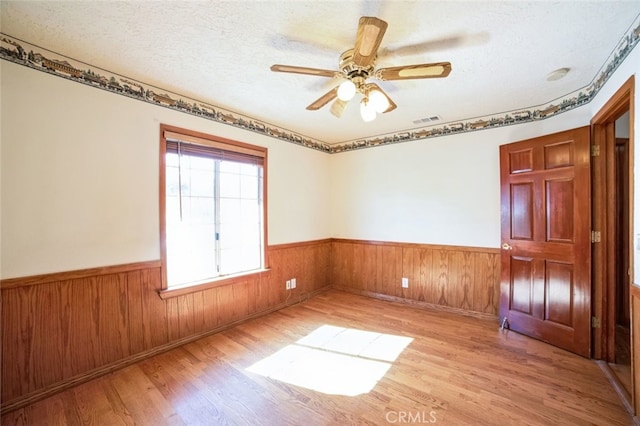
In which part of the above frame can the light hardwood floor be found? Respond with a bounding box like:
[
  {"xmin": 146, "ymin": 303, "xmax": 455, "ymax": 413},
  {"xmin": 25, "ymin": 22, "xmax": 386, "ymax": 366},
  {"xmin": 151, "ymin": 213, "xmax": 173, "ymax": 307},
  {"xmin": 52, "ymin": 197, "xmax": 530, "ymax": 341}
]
[{"xmin": 1, "ymin": 290, "xmax": 634, "ymax": 425}]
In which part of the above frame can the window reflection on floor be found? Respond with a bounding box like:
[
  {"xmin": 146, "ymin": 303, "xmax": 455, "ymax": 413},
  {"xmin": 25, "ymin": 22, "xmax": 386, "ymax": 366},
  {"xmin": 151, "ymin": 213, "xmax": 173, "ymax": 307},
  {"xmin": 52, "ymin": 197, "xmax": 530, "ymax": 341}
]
[{"xmin": 246, "ymin": 325, "xmax": 413, "ymax": 396}]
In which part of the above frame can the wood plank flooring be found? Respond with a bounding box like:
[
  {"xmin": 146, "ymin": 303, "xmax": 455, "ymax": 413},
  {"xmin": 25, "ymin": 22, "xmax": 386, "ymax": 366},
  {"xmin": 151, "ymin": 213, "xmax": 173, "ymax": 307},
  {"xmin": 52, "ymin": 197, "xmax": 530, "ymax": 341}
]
[{"xmin": 1, "ymin": 290, "xmax": 633, "ymax": 425}]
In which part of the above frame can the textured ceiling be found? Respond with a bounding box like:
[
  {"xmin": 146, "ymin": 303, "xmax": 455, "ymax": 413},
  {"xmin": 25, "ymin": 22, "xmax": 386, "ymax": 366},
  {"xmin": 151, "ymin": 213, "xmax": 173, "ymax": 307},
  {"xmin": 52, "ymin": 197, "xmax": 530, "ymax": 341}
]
[{"xmin": 2, "ymin": 1, "xmax": 640, "ymax": 145}]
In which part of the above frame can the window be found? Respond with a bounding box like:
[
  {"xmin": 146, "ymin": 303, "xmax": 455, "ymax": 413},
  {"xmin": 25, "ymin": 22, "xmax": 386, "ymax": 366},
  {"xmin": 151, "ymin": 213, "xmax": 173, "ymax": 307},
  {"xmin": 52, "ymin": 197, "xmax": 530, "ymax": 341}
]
[{"xmin": 159, "ymin": 125, "xmax": 267, "ymax": 292}]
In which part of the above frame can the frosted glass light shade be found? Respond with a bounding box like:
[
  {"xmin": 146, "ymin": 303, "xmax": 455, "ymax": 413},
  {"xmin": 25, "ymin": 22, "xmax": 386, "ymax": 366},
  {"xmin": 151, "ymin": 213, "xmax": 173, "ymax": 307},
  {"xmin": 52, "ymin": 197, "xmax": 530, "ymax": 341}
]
[
  {"xmin": 337, "ymin": 80, "xmax": 356, "ymax": 101},
  {"xmin": 360, "ymin": 99, "xmax": 376, "ymax": 122},
  {"xmin": 369, "ymin": 89, "xmax": 389, "ymax": 113}
]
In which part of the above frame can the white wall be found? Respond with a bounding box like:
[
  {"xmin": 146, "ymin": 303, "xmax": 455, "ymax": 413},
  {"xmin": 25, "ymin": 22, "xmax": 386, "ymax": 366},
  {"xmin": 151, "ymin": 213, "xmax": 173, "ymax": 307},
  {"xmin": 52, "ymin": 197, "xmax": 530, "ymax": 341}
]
[
  {"xmin": 0, "ymin": 61, "xmax": 331, "ymax": 279},
  {"xmin": 329, "ymin": 106, "xmax": 593, "ymax": 248},
  {"xmin": 616, "ymin": 111, "xmax": 630, "ymax": 138},
  {"xmin": 329, "ymin": 44, "xmax": 639, "ymax": 270},
  {"xmin": 2, "ymin": 45, "xmax": 638, "ymax": 279}
]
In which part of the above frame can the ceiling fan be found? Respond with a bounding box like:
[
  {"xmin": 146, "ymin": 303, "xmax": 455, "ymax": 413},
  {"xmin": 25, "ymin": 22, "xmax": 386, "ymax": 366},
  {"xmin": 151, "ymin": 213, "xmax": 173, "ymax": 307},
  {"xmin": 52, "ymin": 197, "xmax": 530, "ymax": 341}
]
[{"xmin": 270, "ymin": 16, "xmax": 452, "ymax": 122}]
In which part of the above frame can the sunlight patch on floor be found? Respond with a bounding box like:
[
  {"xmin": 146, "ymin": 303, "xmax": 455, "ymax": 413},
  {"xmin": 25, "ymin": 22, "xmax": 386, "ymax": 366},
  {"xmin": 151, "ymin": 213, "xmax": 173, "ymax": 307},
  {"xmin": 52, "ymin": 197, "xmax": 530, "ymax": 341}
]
[{"xmin": 246, "ymin": 325, "xmax": 413, "ymax": 396}]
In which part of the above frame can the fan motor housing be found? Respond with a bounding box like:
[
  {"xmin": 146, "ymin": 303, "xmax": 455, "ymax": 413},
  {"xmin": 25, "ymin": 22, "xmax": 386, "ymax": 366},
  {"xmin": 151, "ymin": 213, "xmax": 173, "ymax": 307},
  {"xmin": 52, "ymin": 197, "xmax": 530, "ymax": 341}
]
[{"xmin": 340, "ymin": 49, "xmax": 374, "ymax": 79}]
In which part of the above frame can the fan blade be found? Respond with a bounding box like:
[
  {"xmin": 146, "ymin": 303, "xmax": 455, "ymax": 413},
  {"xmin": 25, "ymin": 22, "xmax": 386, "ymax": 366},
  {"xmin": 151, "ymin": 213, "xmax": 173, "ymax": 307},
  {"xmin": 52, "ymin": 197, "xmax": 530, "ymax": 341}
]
[
  {"xmin": 330, "ymin": 99, "xmax": 348, "ymax": 118},
  {"xmin": 271, "ymin": 64, "xmax": 340, "ymax": 78},
  {"xmin": 365, "ymin": 83, "xmax": 397, "ymax": 113},
  {"xmin": 307, "ymin": 87, "xmax": 339, "ymax": 110},
  {"xmin": 379, "ymin": 37, "xmax": 464, "ymax": 58},
  {"xmin": 352, "ymin": 17, "xmax": 388, "ymax": 67},
  {"xmin": 376, "ymin": 62, "xmax": 452, "ymax": 81},
  {"xmin": 379, "ymin": 32, "xmax": 490, "ymax": 58}
]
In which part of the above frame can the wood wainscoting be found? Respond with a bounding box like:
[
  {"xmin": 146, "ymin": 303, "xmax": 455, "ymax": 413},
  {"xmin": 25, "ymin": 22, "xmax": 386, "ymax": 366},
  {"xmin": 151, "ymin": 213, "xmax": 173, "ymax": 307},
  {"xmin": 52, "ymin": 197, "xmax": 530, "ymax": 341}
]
[
  {"xmin": 1, "ymin": 238, "xmax": 500, "ymax": 413},
  {"xmin": 330, "ymin": 239, "xmax": 500, "ymax": 318},
  {"xmin": 0, "ymin": 239, "xmax": 331, "ymax": 413},
  {"xmin": 2, "ymin": 290, "xmax": 632, "ymax": 425}
]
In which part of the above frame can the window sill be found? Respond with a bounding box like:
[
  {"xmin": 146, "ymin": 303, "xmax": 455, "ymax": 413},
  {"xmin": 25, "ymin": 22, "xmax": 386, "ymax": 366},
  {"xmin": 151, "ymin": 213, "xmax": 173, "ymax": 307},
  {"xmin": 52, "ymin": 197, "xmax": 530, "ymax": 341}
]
[{"xmin": 158, "ymin": 268, "xmax": 271, "ymax": 300}]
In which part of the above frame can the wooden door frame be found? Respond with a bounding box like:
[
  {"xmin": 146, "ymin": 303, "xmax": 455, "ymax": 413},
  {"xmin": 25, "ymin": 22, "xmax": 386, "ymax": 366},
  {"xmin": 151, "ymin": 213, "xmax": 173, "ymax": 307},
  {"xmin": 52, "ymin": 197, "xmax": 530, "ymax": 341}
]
[{"xmin": 591, "ymin": 76, "xmax": 635, "ymax": 410}]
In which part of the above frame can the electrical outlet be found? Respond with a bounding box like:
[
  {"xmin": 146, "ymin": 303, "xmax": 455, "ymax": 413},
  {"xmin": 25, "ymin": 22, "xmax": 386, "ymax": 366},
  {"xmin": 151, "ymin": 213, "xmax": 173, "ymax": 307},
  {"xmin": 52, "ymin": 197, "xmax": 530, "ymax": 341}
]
[
  {"xmin": 402, "ymin": 277, "xmax": 409, "ymax": 288},
  {"xmin": 291, "ymin": 278, "xmax": 296, "ymax": 289},
  {"xmin": 286, "ymin": 280, "xmax": 291, "ymax": 290}
]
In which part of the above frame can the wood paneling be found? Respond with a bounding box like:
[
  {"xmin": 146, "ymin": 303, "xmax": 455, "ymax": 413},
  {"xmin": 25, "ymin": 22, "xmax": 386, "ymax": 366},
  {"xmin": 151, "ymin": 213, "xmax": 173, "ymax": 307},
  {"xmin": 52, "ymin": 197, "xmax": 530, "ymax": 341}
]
[
  {"xmin": 0, "ymin": 261, "xmax": 162, "ymax": 289},
  {"xmin": 330, "ymin": 239, "xmax": 500, "ymax": 317},
  {"xmin": 2, "ymin": 238, "xmax": 497, "ymax": 411},
  {"xmin": 2, "ymin": 291, "xmax": 632, "ymax": 426},
  {"xmin": 511, "ymin": 182, "xmax": 534, "ymax": 240},
  {"xmin": 1, "ymin": 240, "xmax": 331, "ymax": 412},
  {"xmin": 546, "ymin": 178, "xmax": 574, "ymax": 242},
  {"xmin": 544, "ymin": 141, "xmax": 574, "ymax": 169},
  {"xmin": 509, "ymin": 148, "xmax": 533, "ymax": 173}
]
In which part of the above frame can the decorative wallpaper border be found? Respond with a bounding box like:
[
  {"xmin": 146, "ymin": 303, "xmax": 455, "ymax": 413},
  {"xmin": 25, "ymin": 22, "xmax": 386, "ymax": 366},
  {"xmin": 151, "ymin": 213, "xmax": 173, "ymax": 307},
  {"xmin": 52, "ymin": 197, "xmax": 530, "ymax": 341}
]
[
  {"xmin": 2, "ymin": 13, "xmax": 639, "ymax": 154},
  {"xmin": 0, "ymin": 34, "xmax": 331, "ymax": 153}
]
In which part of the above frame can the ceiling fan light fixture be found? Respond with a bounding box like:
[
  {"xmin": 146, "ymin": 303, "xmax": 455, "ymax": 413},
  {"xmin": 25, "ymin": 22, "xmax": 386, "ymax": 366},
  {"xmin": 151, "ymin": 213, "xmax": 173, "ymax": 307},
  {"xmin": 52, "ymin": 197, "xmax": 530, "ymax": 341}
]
[
  {"xmin": 330, "ymin": 99, "xmax": 347, "ymax": 118},
  {"xmin": 271, "ymin": 16, "xmax": 452, "ymax": 121},
  {"xmin": 360, "ymin": 98, "xmax": 377, "ymax": 122},
  {"xmin": 337, "ymin": 80, "xmax": 356, "ymax": 101},
  {"xmin": 368, "ymin": 89, "xmax": 390, "ymax": 113}
]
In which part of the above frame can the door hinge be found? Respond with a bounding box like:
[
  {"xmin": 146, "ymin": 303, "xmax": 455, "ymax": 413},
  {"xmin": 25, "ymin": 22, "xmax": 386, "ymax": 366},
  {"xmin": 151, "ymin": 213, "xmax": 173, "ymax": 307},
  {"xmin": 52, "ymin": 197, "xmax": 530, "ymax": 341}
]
[
  {"xmin": 591, "ymin": 230, "xmax": 601, "ymax": 243},
  {"xmin": 592, "ymin": 316, "xmax": 601, "ymax": 328},
  {"xmin": 591, "ymin": 145, "xmax": 600, "ymax": 156}
]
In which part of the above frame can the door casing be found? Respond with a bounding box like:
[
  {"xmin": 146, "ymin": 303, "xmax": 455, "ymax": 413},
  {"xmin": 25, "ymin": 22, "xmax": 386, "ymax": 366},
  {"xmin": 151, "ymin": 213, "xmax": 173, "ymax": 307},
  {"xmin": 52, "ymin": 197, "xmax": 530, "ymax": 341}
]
[{"xmin": 591, "ymin": 75, "xmax": 635, "ymax": 412}]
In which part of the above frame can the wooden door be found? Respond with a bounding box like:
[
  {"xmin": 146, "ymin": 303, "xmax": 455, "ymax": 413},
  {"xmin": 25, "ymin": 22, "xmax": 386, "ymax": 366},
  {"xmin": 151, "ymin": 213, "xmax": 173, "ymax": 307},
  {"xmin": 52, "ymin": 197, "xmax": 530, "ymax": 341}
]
[{"xmin": 499, "ymin": 127, "xmax": 591, "ymax": 357}]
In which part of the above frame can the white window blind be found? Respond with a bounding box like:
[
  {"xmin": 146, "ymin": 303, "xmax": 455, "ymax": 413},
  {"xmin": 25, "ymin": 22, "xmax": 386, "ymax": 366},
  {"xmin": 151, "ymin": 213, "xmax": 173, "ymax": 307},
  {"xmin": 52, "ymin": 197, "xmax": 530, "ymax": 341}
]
[{"xmin": 163, "ymin": 130, "xmax": 265, "ymax": 287}]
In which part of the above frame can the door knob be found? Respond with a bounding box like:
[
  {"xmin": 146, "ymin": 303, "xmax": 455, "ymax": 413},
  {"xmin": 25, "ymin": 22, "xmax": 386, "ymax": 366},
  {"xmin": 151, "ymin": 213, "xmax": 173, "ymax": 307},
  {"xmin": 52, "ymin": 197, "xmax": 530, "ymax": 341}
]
[{"xmin": 501, "ymin": 243, "xmax": 513, "ymax": 250}]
